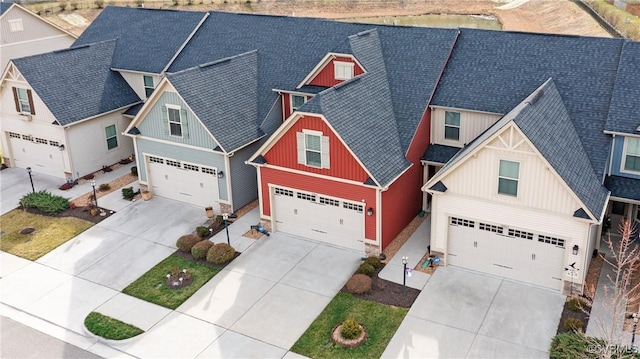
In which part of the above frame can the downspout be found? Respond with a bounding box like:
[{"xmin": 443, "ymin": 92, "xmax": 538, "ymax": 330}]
[{"xmin": 224, "ymin": 152, "xmax": 233, "ymax": 212}]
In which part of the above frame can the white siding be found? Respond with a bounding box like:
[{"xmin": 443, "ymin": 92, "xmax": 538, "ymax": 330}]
[
  {"xmin": 1, "ymin": 77, "xmax": 59, "ymax": 125},
  {"xmin": 431, "ymin": 107, "xmax": 502, "ymax": 147},
  {"xmin": 118, "ymin": 71, "xmax": 161, "ymax": 100},
  {"xmin": 66, "ymin": 112, "xmax": 134, "ymax": 178}
]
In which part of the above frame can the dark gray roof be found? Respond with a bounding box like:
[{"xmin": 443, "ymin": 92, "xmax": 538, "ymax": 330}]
[
  {"xmin": 606, "ymin": 41, "xmax": 640, "ymax": 134},
  {"xmin": 422, "ymin": 144, "xmax": 460, "ymax": 164},
  {"xmin": 73, "ymin": 7, "xmax": 206, "ymax": 74},
  {"xmin": 297, "ymin": 85, "xmax": 329, "ymax": 94},
  {"xmin": 605, "ymin": 176, "xmax": 640, "ymax": 201},
  {"xmin": 431, "ymin": 29, "xmax": 625, "ymax": 179},
  {"xmin": 299, "ymin": 29, "xmax": 409, "ymax": 187},
  {"xmin": 430, "ymin": 181, "xmax": 447, "ymax": 192},
  {"xmin": 12, "ymin": 40, "xmax": 141, "ymax": 126},
  {"xmin": 124, "ymin": 103, "xmax": 143, "ymax": 116},
  {"xmin": 0, "ymin": 2, "xmax": 14, "ymax": 15},
  {"xmin": 167, "ymin": 51, "xmax": 263, "ymax": 153}
]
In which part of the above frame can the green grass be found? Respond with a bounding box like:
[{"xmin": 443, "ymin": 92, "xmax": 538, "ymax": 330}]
[
  {"xmin": 122, "ymin": 253, "xmax": 220, "ymax": 309},
  {"xmin": 291, "ymin": 293, "xmax": 408, "ymax": 359},
  {"xmin": 0, "ymin": 209, "xmax": 93, "ymax": 260},
  {"xmin": 84, "ymin": 312, "xmax": 144, "ymax": 340}
]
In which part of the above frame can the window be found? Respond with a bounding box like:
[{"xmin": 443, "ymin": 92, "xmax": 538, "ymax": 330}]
[
  {"xmin": 35, "ymin": 138, "xmax": 48, "ymax": 144},
  {"xmin": 8, "ymin": 19, "xmax": 23, "ymax": 32},
  {"xmin": 444, "ymin": 111, "xmax": 460, "ymax": 141},
  {"xmin": 183, "ymin": 163, "xmax": 199, "ymax": 171},
  {"xmin": 297, "ymin": 192, "xmax": 316, "ymax": 202},
  {"xmin": 334, "ymin": 61, "xmax": 354, "ymax": 80},
  {"xmin": 275, "ymin": 188, "xmax": 293, "ymax": 197},
  {"xmin": 105, "ymin": 125, "xmax": 118, "ymax": 150},
  {"xmin": 291, "ymin": 95, "xmax": 305, "ymax": 111},
  {"xmin": 479, "ymin": 222, "xmax": 503, "ymax": 234},
  {"xmin": 149, "ymin": 156, "xmax": 164, "ymax": 164},
  {"xmin": 21, "ymin": 134, "xmax": 33, "ymax": 141},
  {"xmin": 450, "ymin": 217, "xmax": 475, "ymax": 228},
  {"xmin": 538, "ymin": 235, "xmax": 565, "ymax": 248},
  {"xmin": 304, "ymin": 133, "xmax": 322, "ymax": 167},
  {"xmin": 166, "ymin": 160, "xmax": 180, "ymax": 168},
  {"xmin": 498, "ymin": 160, "xmax": 519, "ymax": 196},
  {"xmin": 49, "ymin": 140, "xmax": 59, "ymax": 147},
  {"xmin": 297, "ymin": 131, "xmax": 330, "ymax": 168},
  {"xmin": 143, "ymin": 76, "xmax": 155, "ymax": 98},
  {"xmin": 9, "ymin": 132, "xmax": 21, "ymax": 139},
  {"xmin": 14, "ymin": 88, "xmax": 31, "ymax": 113},
  {"xmin": 167, "ymin": 106, "xmax": 182, "ymax": 137},
  {"xmin": 202, "ymin": 167, "xmax": 216, "ymax": 175},
  {"xmin": 343, "ymin": 202, "xmax": 363, "ymax": 213},
  {"xmin": 319, "ymin": 197, "xmax": 339, "ymax": 206},
  {"xmin": 508, "ymin": 228, "xmax": 533, "ymax": 240},
  {"xmin": 623, "ymin": 138, "xmax": 640, "ymax": 173}
]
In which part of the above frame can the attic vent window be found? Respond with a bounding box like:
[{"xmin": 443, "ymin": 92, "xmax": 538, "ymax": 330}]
[
  {"xmin": 8, "ymin": 19, "xmax": 23, "ymax": 32},
  {"xmin": 334, "ymin": 61, "xmax": 354, "ymax": 80}
]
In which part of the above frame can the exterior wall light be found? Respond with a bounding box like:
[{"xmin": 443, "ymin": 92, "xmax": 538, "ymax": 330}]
[
  {"xmin": 367, "ymin": 207, "xmax": 373, "ymax": 216},
  {"xmin": 572, "ymin": 245, "xmax": 579, "ymax": 255},
  {"xmin": 58, "ymin": 144, "xmax": 65, "ymax": 151},
  {"xmin": 217, "ymin": 170, "xmax": 224, "ymax": 179}
]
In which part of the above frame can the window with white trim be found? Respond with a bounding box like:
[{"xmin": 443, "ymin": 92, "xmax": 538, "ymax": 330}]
[
  {"xmin": 623, "ymin": 137, "xmax": 640, "ymax": 173},
  {"xmin": 498, "ymin": 160, "xmax": 519, "ymax": 196},
  {"xmin": 15, "ymin": 88, "xmax": 31, "ymax": 113},
  {"xmin": 167, "ymin": 105, "xmax": 182, "ymax": 137},
  {"xmin": 297, "ymin": 130, "xmax": 330, "ymax": 169},
  {"xmin": 143, "ymin": 76, "xmax": 155, "ymax": 98},
  {"xmin": 105, "ymin": 124, "xmax": 118, "ymax": 150},
  {"xmin": 444, "ymin": 111, "xmax": 460, "ymax": 141},
  {"xmin": 334, "ymin": 61, "xmax": 354, "ymax": 80},
  {"xmin": 450, "ymin": 217, "xmax": 475, "ymax": 228},
  {"xmin": 8, "ymin": 19, "xmax": 23, "ymax": 32},
  {"xmin": 305, "ymin": 133, "xmax": 322, "ymax": 167},
  {"xmin": 291, "ymin": 95, "xmax": 306, "ymax": 111}
]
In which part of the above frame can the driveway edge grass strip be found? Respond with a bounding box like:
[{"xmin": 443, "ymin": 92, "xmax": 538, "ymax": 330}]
[
  {"xmin": 122, "ymin": 253, "xmax": 220, "ymax": 310},
  {"xmin": 291, "ymin": 292, "xmax": 408, "ymax": 359},
  {"xmin": 84, "ymin": 312, "xmax": 144, "ymax": 340}
]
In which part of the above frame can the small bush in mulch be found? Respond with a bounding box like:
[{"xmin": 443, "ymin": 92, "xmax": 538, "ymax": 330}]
[
  {"xmin": 176, "ymin": 234, "xmax": 201, "ymax": 253},
  {"xmin": 364, "ymin": 256, "xmax": 383, "ymax": 269},
  {"xmin": 568, "ymin": 297, "xmax": 586, "ymax": 312},
  {"xmin": 131, "ymin": 166, "xmax": 138, "ymax": 176},
  {"xmin": 207, "ymin": 243, "xmax": 236, "ymax": 264},
  {"xmin": 82, "ymin": 174, "xmax": 95, "ymax": 180},
  {"xmin": 98, "ymin": 183, "xmax": 111, "ymax": 192},
  {"xmin": 122, "ymin": 187, "xmax": 134, "ymax": 200},
  {"xmin": 22, "ymin": 205, "xmax": 114, "ymax": 224},
  {"xmin": 346, "ymin": 274, "xmax": 372, "ymax": 294},
  {"xmin": 102, "ymin": 165, "xmax": 113, "ymax": 173},
  {"xmin": 341, "ymin": 264, "xmax": 420, "ymax": 308},
  {"xmin": 58, "ymin": 182, "xmax": 75, "ymax": 190},
  {"xmin": 191, "ymin": 240, "xmax": 213, "ymax": 259},
  {"xmin": 356, "ymin": 262, "xmax": 376, "ymax": 277},
  {"xmin": 20, "ymin": 191, "xmax": 70, "ymax": 215},
  {"xmin": 119, "ymin": 158, "xmax": 133, "ymax": 165},
  {"xmin": 340, "ymin": 318, "xmax": 363, "ymax": 340},
  {"xmin": 557, "ymin": 295, "xmax": 591, "ymax": 334},
  {"xmin": 564, "ymin": 317, "xmax": 583, "ymax": 332},
  {"xmin": 196, "ymin": 226, "xmax": 211, "ymax": 238}
]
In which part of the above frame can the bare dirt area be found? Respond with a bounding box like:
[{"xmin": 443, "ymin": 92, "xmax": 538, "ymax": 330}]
[{"xmin": 40, "ymin": 0, "xmax": 610, "ymax": 38}]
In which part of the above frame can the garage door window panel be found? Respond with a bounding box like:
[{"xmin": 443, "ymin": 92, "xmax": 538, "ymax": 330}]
[
  {"xmin": 498, "ymin": 160, "xmax": 519, "ymax": 196},
  {"xmin": 105, "ymin": 125, "xmax": 118, "ymax": 150}
]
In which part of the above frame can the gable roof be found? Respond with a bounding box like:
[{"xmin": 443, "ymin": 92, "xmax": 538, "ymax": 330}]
[
  {"xmin": 166, "ymin": 51, "xmax": 263, "ymax": 153},
  {"xmin": 604, "ymin": 175, "xmax": 640, "ymax": 202},
  {"xmin": 0, "ymin": 2, "xmax": 14, "ymax": 16},
  {"xmin": 11, "ymin": 40, "xmax": 141, "ymax": 125},
  {"xmin": 606, "ymin": 40, "xmax": 640, "ymax": 134},
  {"xmin": 73, "ymin": 7, "xmax": 207, "ymax": 74},
  {"xmin": 429, "ymin": 79, "xmax": 609, "ymax": 220},
  {"xmin": 431, "ymin": 29, "xmax": 625, "ymax": 180}
]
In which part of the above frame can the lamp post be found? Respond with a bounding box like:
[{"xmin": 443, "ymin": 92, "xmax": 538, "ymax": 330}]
[
  {"xmin": 90, "ymin": 180, "xmax": 97, "ymax": 208},
  {"xmin": 223, "ymin": 213, "xmax": 230, "ymax": 245},
  {"xmin": 631, "ymin": 312, "xmax": 639, "ymax": 352},
  {"xmin": 402, "ymin": 256, "xmax": 408, "ymax": 296},
  {"xmin": 26, "ymin": 167, "xmax": 35, "ymax": 193}
]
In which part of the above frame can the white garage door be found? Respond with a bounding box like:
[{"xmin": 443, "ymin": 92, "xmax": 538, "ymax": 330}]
[
  {"xmin": 272, "ymin": 187, "xmax": 364, "ymax": 252},
  {"xmin": 447, "ymin": 216, "xmax": 565, "ymax": 290},
  {"xmin": 8, "ymin": 132, "xmax": 64, "ymax": 178},
  {"xmin": 146, "ymin": 155, "xmax": 220, "ymax": 211}
]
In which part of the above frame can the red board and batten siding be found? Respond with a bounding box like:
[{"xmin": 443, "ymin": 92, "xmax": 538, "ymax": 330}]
[
  {"xmin": 260, "ymin": 166, "xmax": 377, "ymax": 241},
  {"xmin": 264, "ymin": 115, "xmax": 369, "ymax": 182},
  {"xmin": 308, "ymin": 57, "xmax": 365, "ymax": 87}
]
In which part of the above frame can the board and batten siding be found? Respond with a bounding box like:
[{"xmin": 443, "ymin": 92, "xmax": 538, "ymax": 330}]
[
  {"xmin": 118, "ymin": 71, "xmax": 161, "ymax": 101},
  {"xmin": 429, "ymin": 193, "xmax": 591, "ymax": 283},
  {"xmin": 229, "ymin": 141, "xmax": 260, "ymax": 211},
  {"xmin": 137, "ymin": 91, "xmax": 218, "ymax": 149},
  {"xmin": 66, "ymin": 111, "xmax": 134, "ymax": 178},
  {"xmin": 308, "ymin": 57, "xmax": 364, "ymax": 88},
  {"xmin": 611, "ymin": 135, "xmax": 640, "ymax": 179},
  {"xmin": 1, "ymin": 78, "xmax": 58, "ymax": 125},
  {"xmin": 135, "ymin": 137, "xmax": 228, "ymax": 201},
  {"xmin": 430, "ymin": 107, "xmax": 502, "ymax": 148}
]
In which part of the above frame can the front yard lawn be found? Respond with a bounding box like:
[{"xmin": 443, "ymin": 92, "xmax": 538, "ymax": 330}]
[
  {"xmin": 0, "ymin": 209, "xmax": 93, "ymax": 260},
  {"xmin": 84, "ymin": 312, "xmax": 144, "ymax": 340},
  {"xmin": 122, "ymin": 253, "xmax": 220, "ymax": 309},
  {"xmin": 291, "ymin": 292, "xmax": 408, "ymax": 359}
]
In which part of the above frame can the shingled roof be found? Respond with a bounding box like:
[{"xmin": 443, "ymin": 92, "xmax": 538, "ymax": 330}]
[
  {"xmin": 12, "ymin": 40, "xmax": 140, "ymax": 126},
  {"xmin": 431, "ymin": 29, "xmax": 625, "ymax": 180},
  {"xmin": 0, "ymin": 2, "xmax": 14, "ymax": 15},
  {"xmin": 606, "ymin": 40, "xmax": 640, "ymax": 135},
  {"xmin": 73, "ymin": 7, "xmax": 206, "ymax": 74},
  {"xmin": 167, "ymin": 51, "xmax": 263, "ymax": 153}
]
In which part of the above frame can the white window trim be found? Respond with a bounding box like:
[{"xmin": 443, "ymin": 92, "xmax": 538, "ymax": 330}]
[
  {"xmin": 16, "ymin": 88, "xmax": 30, "ymax": 113},
  {"xmin": 497, "ymin": 159, "xmax": 520, "ymax": 197},
  {"xmin": 303, "ymin": 129, "xmax": 323, "ymax": 168},
  {"xmin": 8, "ymin": 19, "xmax": 23, "ymax": 32},
  {"xmin": 105, "ymin": 124, "xmax": 118, "ymax": 151},
  {"xmin": 290, "ymin": 94, "xmax": 306, "ymax": 113},
  {"xmin": 143, "ymin": 75, "xmax": 155, "ymax": 98},
  {"xmin": 166, "ymin": 104, "xmax": 183, "ymax": 138},
  {"xmin": 620, "ymin": 137, "xmax": 640, "ymax": 175},
  {"xmin": 444, "ymin": 111, "xmax": 461, "ymax": 141},
  {"xmin": 334, "ymin": 61, "xmax": 354, "ymax": 81}
]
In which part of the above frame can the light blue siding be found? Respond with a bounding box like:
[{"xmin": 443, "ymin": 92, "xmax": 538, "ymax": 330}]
[
  {"xmin": 135, "ymin": 137, "xmax": 228, "ymax": 201},
  {"xmin": 611, "ymin": 136, "xmax": 640, "ymax": 179},
  {"xmin": 229, "ymin": 140, "xmax": 261, "ymax": 211},
  {"xmin": 138, "ymin": 91, "xmax": 218, "ymax": 149}
]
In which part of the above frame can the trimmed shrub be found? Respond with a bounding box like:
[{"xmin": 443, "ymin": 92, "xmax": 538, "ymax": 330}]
[
  {"xmin": 131, "ymin": 166, "xmax": 138, "ymax": 176},
  {"xmin": 122, "ymin": 187, "xmax": 134, "ymax": 200},
  {"xmin": 206, "ymin": 243, "xmax": 235, "ymax": 264},
  {"xmin": 356, "ymin": 263, "xmax": 375, "ymax": 277},
  {"xmin": 364, "ymin": 256, "xmax": 382, "ymax": 269},
  {"xmin": 176, "ymin": 234, "xmax": 201, "ymax": 253},
  {"xmin": 340, "ymin": 318, "xmax": 362, "ymax": 340},
  {"xmin": 20, "ymin": 191, "xmax": 70, "ymax": 215},
  {"xmin": 567, "ymin": 298, "xmax": 585, "ymax": 312},
  {"xmin": 191, "ymin": 240, "xmax": 213, "ymax": 259},
  {"xmin": 196, "ymin": 226, "xmax": 210, "ymax": 238},
  {"xmin": 98, "ymin": 183, "xmax": 111, "ymax": 192},
  {"xmin": 564, "ymin": 317, "xmax": 583, "ymax": 332},
  {"xmin": 82, "ymin": 174, "xmax": 95, "ymax": 180},
  {"xmin": 345, "ymin": 274, "xmax": 372, "ymax": 294}
]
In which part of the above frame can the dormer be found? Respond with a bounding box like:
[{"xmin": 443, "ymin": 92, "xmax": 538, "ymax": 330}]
[{"xmin": 298, "ymin": 53, "xmax": 365, "ymax": 88}]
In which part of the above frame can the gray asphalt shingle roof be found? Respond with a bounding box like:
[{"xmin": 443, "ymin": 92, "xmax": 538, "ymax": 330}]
[
  {"xmin": 12, "ymin": 40, "xmax": 140, "ymax": 126},
  {"xmin": 431, "ymin": 29, "xmax": 625, "ymax": 180},
  {"xmin": 73, "ymin": 7, "xmax": 206, "ymax": 74},
  {"xmin": 167, "ymin": 51, "xmax": 263, "ymax": 153},
  {"xmin": 0, "ymin": 2, "xmax": 14, "ymax": 15},
  {"xmin": 606, "ymin": 41, "xmax": 640, "ymax": 134},
  {"xmin": 604, "ymin": 176, "xmax": 640, "ymax": 201},
  {"xmin": 421, "ymin": 144, "xmax": 460, "ymax": 164}
]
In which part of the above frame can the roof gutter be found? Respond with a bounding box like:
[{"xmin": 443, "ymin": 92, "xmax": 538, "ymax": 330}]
[{"xmin": 62, "ymin": 102, "xmax": 142, "ymax": 128}]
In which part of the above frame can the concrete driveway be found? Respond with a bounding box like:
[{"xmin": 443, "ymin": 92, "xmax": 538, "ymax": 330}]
[{"xmin": 382, "ymin": 266, "xmax": 565, "ymax": 358}]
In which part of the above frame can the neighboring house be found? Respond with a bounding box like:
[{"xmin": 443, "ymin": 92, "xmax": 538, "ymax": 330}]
[
  {"xmin": 124, "ymin": 51, "xmax": 264, "ymax": 214},
  {"xmin": 0, "ymin": 40, "xmax": 140, "ymax": 180},
  {"xmin": 0, "ymin": 2, "xmax": 76, "ymax": 73},
  {"xmin": 422, "ymin": 29, "xmax": 631, "ymax": 295},
  {"xmin": 603, "ymin": 41, "xmax": 640, "ymax": 224}
]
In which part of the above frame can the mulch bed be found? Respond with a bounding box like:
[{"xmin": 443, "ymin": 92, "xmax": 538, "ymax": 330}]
[
  {"xmin": 340, "ymin": 265, "xmax": 421, "ymax": 308},
  {"xmin": 23, "ymin": 206, "xmax": 115, "ymax": 224},
  {"xmin": 173, "ymin": 249, "xmax": 241, "ymax": 269}
]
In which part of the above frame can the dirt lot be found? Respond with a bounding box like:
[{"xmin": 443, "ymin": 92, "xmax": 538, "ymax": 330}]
[{"xmin": 40, "ymin": 0, "xmax": 610, "ymax": 38}]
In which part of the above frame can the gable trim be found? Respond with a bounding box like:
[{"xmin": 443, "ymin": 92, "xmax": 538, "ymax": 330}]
[
  {"xmin": 259, "ymin": 163, "xmax": 381, "ymax": 189},
  {"xmin": 296, "ymin": 52, "xmax": 365, "ymax": 89}
]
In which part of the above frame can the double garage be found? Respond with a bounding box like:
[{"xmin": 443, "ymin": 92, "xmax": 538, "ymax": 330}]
[
  {"xmin": 145, "ymin": 155, "xmax": 221, "ymax": 211},
  {"xmin": 447, "ymin": 215, "xmax": 566, "ymax": 291},
  {"xmin": 6, "ymin": 131, "xmax": 64, "ymax": 178},
  {"xmin": 271, "ymin": 186, "xmax": 365, "ymax": 252}
]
